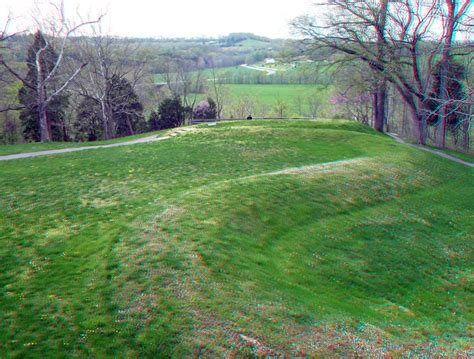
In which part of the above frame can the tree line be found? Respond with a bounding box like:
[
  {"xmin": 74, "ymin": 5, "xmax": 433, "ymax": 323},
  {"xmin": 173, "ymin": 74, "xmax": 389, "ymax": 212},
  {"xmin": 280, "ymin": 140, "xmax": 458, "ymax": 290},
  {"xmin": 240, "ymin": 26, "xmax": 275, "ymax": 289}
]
[
  {"xmin": 1, "ymin": 0, "xmax": 472, "ymax": 151},
  {"xmin": 0, "ymin": 2, "xmax": 284, "ymax": 144},
  {"xmin": 293, "ymin": 0, "xmax": 472, "ymax": 149}
]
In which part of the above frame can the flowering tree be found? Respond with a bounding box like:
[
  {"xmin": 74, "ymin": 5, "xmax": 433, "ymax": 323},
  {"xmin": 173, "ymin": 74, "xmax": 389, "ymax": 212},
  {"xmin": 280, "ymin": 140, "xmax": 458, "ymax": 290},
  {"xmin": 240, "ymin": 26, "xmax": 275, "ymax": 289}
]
[{"xmin": 193, "ymin": 98, "xmax": 217, "ymax": 119}]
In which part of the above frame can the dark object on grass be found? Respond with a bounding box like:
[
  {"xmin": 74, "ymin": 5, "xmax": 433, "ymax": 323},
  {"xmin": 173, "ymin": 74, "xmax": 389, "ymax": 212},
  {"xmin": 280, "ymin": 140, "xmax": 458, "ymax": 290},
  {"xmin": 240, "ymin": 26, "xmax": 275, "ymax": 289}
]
[{"xmin": 247, "ymin": 115, "xmax": 253, "ymax": 120}]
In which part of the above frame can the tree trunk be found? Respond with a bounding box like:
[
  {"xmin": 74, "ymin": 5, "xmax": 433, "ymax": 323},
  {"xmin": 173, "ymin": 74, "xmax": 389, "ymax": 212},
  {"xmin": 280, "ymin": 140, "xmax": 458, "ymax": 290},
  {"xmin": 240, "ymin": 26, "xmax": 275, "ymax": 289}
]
[
  {"xmin": 373, "ymin": 82, "xmax": 386, "ymax": 132},
  {"xmin": 37, "ymin": 85, "xmax": 52, "ymax": 142},
  {"xmin": 436, "ymin": 58, "xmax": 450, "ymax": 149},
  {"xmin": 38, "ymin": 104, "xmax": 51, "ymax": 142},
  {"xmin": 462, "ymin": 120, "xmax": 470, "ymax": 151},
  {"xmin": 125, "ymin": 115, "xmax": 134, "ymax": 136},
  {"xmin": 415, "ymin": 113, "xmax": 427, "ymax": 145},
  {"xmin": 100, "ymin": 99, "xmax": 111, "ymax": 140},
  {"xmin": 436, "ymin": 0, "xmax": 457, "ymax": 149},
  {"xmin": 372, "ymin": 0, "xmax": 389, "ymax": 133}
]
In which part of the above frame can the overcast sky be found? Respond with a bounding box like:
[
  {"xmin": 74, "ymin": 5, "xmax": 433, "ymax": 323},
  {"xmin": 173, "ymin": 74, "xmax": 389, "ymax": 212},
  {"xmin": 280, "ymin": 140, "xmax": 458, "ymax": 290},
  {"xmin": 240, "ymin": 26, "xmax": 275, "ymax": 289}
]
[{"xmin": 1, "ymin": 0, "xmax": 316, "ymax": 39}]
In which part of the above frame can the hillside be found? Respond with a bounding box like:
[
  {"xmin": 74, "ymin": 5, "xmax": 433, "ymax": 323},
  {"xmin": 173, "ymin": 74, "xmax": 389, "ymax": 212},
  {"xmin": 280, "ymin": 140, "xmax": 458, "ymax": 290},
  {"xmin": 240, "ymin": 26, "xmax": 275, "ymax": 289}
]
[{"xmin": 0, "ymin": 120, "xmax": 472, "ymax": 357}]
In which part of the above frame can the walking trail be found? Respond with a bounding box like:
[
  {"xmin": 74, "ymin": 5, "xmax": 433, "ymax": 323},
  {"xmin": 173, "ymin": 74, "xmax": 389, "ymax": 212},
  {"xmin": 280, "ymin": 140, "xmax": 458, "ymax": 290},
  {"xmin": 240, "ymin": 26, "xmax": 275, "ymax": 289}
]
[
  {"xmin": 0, "ymin": 127, "xmax": 196, "ymax": 162},
  {"xmin": 0, "ymin": 127, "xmax": 472, "ymax": 168},
  {"xmin": 387, "ymin": 133, "xmax": 473, "ymax": 168}
]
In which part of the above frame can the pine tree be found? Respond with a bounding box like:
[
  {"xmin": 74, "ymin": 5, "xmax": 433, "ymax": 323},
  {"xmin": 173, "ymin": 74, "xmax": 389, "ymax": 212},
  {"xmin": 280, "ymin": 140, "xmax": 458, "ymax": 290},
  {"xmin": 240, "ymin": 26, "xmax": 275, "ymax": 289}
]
[
  {"xmin": 106, "ymin": 74, "xmax": 145, "ymax": 137},
  {"xmin": 148, "ymin": 111, "xmax": 160, "ymax": 131},
  {"xmin": 74, "ymin": 97, "xmax": 103, "ymax": 141},
  {"xmin": 157, "ymin": 96, "xmax": 185, "ymax": 130}
]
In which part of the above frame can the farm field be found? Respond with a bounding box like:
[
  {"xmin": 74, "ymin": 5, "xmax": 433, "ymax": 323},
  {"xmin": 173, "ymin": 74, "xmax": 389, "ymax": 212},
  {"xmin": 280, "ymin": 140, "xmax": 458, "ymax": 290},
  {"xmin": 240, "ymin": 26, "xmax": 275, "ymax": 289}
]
[
  {"xmin": 0, "ymin": 120, "xmax": 473, "ymax": 356},
  {"xmin": 225, "ymin": 84, "xmax": 331, "ymax": 116},
  {"xmin": 154, "ymin": 65, "xmax": 257, "ymax": 84},
  {"xmin": 154, "ymin": 62, "xmax": 329, "ymax": 85},
  {"xmin": 193, "ymin": 84, "xmax": 332, "ymax": 118}
]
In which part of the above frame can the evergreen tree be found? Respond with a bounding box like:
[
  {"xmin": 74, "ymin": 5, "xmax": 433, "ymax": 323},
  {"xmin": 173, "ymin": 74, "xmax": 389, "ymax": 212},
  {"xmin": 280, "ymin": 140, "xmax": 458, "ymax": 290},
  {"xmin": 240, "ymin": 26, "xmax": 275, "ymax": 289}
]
[
  {"xmin": 106, "ymin": 74, "xmax": 145, "ymax": 137},
  {"xmin": 18, "ymin": 31, "xmax": 69, "ymax": 141},
  {"xmin": 74, "ymin": 97, "xmax": 103, "ymax": 141},
  {"xmin": 74, "ymin": 75, "xmax": 145, "ymax": 140},
  {"xmin": 148, "ymin": 111, "xmax": 160, "ymax": 131},
  {"xmin": 157, "ymin": 96, "xmax": 185, "ymax": 130}
]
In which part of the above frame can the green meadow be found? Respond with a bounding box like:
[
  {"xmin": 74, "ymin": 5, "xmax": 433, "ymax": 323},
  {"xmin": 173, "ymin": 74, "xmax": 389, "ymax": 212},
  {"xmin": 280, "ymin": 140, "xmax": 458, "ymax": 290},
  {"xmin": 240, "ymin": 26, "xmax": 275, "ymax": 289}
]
[
  {"xmin": 191, "ymin": 84, "xmax": 332, "ymax": 118},
  {"xmin": 1, "ymin": 120, "xmax": 472, "ymax": 356}
]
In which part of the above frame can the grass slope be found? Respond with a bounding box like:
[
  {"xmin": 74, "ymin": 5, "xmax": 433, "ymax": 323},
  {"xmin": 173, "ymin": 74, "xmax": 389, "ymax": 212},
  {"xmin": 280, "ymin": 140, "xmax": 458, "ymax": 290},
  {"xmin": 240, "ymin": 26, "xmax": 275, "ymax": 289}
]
[{"xmin": 0, "ymin": 120, "xmax": 472, "ymax": 357}]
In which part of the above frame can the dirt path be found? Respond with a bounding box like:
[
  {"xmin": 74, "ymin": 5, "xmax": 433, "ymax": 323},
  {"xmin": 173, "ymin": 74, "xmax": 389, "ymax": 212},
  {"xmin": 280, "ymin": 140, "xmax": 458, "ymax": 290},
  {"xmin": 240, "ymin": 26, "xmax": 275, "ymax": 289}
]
[{"xmin": 387, "ymin": 133, "xmax": 473, "ymax": 168}]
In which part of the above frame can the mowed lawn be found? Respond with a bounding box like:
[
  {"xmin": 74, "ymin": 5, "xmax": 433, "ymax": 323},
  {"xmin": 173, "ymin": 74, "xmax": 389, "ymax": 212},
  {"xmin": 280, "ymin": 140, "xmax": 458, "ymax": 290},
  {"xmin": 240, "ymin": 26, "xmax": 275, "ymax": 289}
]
[{"xmin": 0, "ymin": 120, "xmax": 472, "ymax": 357}]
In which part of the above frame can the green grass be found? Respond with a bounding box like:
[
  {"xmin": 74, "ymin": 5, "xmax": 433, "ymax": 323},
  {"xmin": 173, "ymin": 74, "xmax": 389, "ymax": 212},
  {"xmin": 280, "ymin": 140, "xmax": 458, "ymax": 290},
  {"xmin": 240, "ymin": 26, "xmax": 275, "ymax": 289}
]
[
  {"xmin": 1, "ymin": 120, "xmax": 472, "ymax": 357},
  {"xmin": 191, "ymin": 84, "xmax": 331, "ymax": 118},
  {"xmin": 0, "ymin": 130, "xmax": 163, "ymax": 156},
  {"xmin": 154, "ymin": 65, "xmax": 258, "ymax": 83},
  {"xmin": 154, "ymin": 61, "xmax": 332, "ymax": 85},
  {"xmin": 226, "ymin": 84, "xmax": 330, "ymax": 115}
]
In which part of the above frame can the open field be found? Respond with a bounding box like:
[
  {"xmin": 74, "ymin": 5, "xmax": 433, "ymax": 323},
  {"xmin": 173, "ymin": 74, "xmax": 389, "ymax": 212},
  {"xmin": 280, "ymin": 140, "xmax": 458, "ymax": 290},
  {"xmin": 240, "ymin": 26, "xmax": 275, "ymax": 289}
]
[
  {"xmin": 226, "ymin": 84, "xmax": 329, "ymax": 108},
  {"xmin": 197, "ymin": 84, "xmax": 332, "ymax": 118},
  {"xmin": 154, "ymin": 61, "xmax": 331, "ymax": 85},
  {"xmin": 154, "ymin": 66, "xmax": 257, "ymax": 84},
  {"xmin": 1, "ymin": 120, "xmax": 473, "ymax": 356}
]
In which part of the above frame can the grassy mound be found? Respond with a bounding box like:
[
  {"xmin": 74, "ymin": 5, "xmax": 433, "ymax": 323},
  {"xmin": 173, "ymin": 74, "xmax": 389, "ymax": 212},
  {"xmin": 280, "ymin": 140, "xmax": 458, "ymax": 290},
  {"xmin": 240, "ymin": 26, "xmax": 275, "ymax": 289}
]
[{"xmin": 0, "ymin": 120, "xmax": 472, "ymax": 357}]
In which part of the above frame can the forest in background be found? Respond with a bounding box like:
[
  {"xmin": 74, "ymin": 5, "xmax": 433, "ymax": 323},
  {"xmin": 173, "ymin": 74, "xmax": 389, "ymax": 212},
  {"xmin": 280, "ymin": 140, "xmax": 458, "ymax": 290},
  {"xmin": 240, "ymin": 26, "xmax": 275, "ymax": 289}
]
[{"xmin": 0, "ymin": 0, "xmax": 472, "ymax": 152}]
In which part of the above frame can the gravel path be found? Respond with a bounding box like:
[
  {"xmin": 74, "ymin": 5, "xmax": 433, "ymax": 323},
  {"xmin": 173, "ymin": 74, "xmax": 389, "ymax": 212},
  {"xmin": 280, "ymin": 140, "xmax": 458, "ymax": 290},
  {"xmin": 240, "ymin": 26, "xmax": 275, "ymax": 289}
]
[
  {"xmin": 0, "ymin": 135, "xmax": 171, "ymax": 161},
  {"xmin": 2, "ymin": 129, "xmax": 472, "ymax": 167},
  {"xmin": 387, "ymin": 133, "xmax": 473, "ymax": 168}
]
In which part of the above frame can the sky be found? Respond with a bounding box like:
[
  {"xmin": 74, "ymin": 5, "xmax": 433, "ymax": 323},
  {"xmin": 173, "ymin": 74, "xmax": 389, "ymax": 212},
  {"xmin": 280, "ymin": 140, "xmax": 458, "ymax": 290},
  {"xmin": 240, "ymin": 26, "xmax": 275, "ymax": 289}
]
[{"xmin": 1, "ymin": 0, "xmax": 316, "ymax": 39}]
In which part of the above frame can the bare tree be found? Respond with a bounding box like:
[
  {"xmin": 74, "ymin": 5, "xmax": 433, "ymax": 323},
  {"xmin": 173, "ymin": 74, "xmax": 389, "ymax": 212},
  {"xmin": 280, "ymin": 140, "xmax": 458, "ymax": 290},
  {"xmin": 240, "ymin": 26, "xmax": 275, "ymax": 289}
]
[
  {"xmin": 231, "ymin": 95, "xmax": 256, "ymax": 119},
  {"xmin": 293, "ymin": 0, "xmax": 472, "ymax": 146},
  {"xmin": 293, "ymin": 0, "xmax": 396, "ymax": 132},
  {"xmin": 0, "ymin": 15, "xmax": 22, "ymax": 143},
  {"xmin": 0, "ymin": 15, "xmax": 16, "ymax": 47},
  {"xmin": 273, "ymin": 96, "xmax": 289, "ymax": 118},
  {"xmin": 434, "ymin": 0, "xmax": 472, "ymax": 148},
  {"xmin": 0, "ymin": 1, "xmax": 102, "ymax": 142},
  {"xmin": 209, "ymin": 60, "xmax": 229, "ymax": 119},
  {"xmin": 0, "ymin": 15, "xmax": 26, "ymax": 113},
  {"xmin": 306, "ymin": 95, "xmax": 323, "ymax": 118},
  {"xmin": 161, "ymin": 55, "xmax": 205, "ymax": 123},
  {"xmin": 73, "ymin": 25, "xmax": 147, "ymax": 139}
]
